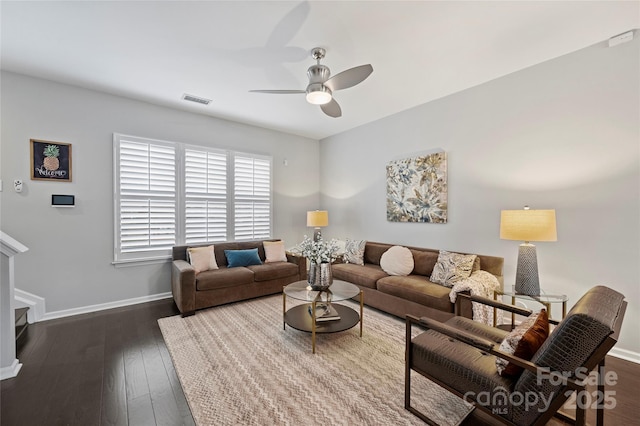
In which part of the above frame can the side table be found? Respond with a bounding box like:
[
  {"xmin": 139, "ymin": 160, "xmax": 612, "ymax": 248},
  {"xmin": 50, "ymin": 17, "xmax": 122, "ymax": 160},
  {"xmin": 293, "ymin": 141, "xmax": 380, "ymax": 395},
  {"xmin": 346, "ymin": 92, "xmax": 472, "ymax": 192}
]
[{"xmin": 494, "ymin": 287, "xmax": 568, "ymax": 328}]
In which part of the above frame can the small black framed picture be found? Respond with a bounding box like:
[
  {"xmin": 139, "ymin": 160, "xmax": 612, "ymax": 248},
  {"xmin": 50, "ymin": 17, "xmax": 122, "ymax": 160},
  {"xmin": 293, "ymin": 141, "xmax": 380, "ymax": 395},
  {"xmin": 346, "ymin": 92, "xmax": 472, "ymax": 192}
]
[{"xmin": 30, "ymin": 139, "xmax": 72, "ymax": 182}]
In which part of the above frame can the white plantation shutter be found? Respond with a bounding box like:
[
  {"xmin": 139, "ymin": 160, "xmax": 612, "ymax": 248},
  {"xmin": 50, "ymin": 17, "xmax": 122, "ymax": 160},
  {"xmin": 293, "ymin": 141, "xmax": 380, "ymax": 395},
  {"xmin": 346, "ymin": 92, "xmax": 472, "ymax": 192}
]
[
  {"xmin": 234, "ymin": 154, "xmax": 271, "ymax": 240},
  {"xmin": 184, "ymin": 148, "xmax": 228, "ymax": 243},
  {"xmin": 114, "ymin": 133, "xmax": 273, "ymax": 263},
  {"xmin": 120, "ymin": 200, "xmax": 176, "ymax": 250},
  {"xmin": 116, "ymin": 135, "xmax": 176, "ymax": 259}
]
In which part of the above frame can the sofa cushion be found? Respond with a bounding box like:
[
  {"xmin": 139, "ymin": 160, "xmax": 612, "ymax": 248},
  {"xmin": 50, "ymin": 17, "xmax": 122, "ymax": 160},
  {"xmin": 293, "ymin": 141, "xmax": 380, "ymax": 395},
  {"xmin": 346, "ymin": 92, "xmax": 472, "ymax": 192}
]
[
  {"xmin": 332, "ymin": 263, "xmax": 388, "ymax": 289},
  {"xmin": 187, "ymin": 245, "xmax": 218, "ymax": 274},
  {"xmin": 410, "ymin": 249, "xmax": 439, "ymax": 277},
  {"xmin": 363, "ymin": 242, "xmax": 391, "ymax": 265},
  {"xmin": 213, "ymin": 243, "xmax": 238, "ymax": 267},
  {"xmin": 344, "ymin": 239, "xmax": 366, "ymax": 265},
  {"xmin": 225, "ymin": 248, "xmax": 263, "ymax": 268},
  {"xmin": 496, "ymin": 309, "xmax": 549, "ymax": 377},
  {"xmin": 196, "ymin": 267, "xmax": 255, "ymax": 291},
  {"xmin": 247, "ymin": 262, "xmax": 299, "ymax": 282},
  {"xmin": 263, "ymin": 240, "xmax": 287, "ymax": 263},
  {"xmin": 377, "ymin": 275, "xmax": 454, "ymax": 312},
  {"xmin": 472, "ymin": 256, "xmax": 481, "ymax": 272},
  {"xmin": 430, "ymin": 250, "xmax": 476, "ymax": 287},
  {"xmin": 380, "ymin": 245, "xmax": 414, "ymax": 276}
]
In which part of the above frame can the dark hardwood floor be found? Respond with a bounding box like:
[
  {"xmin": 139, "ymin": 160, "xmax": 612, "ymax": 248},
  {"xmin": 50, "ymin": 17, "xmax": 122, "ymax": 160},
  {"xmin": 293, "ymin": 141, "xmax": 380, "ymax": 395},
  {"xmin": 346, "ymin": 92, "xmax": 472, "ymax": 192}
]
[
  {"xmin": 1, "ymin": 299, "xmax": 194, "ymax": 426},
  {"xmin": 2, "ymin": 298, "xmax": 639, "ymax": 425}
]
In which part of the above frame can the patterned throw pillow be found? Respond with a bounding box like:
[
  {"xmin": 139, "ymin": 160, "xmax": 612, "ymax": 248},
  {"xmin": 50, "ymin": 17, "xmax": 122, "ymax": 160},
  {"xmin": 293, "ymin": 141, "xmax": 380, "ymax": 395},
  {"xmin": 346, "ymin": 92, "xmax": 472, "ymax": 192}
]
[
  {"xmin": 496, "ymin": 309, "xmax": 549, "ymax": 376},
  {"xmin": 380, "ymin": 245, "xmax": 414, "ymax": 276},
  {"xmin": 187, "ymin": 245, "xmax": 218, "ymax": 274},
  {"xmin": 263, "ymin": 240, "xmax": 287, "ymax": 263},
  {"xmin": 429, "ymin": 250, "xmax": 477, "ymax": 287},
  {"xmin": 343, "ymin": 239, "xmax": 366, "ymax": 265}
]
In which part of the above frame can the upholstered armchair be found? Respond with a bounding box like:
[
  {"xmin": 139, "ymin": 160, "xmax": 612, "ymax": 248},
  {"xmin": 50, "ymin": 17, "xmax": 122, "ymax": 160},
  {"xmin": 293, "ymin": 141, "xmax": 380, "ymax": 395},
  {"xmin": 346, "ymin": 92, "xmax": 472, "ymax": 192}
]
[{"xmin": 405, "ymin": 286, "xmax": 626, "ymax": 426}]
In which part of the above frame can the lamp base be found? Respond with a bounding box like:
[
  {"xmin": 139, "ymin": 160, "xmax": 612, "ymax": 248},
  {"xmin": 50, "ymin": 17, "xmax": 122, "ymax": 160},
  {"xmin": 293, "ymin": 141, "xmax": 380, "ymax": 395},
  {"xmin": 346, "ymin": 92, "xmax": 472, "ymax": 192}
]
[
  {"xmin": 313, "ymin": 228, "xmax": 322, "ymax": 242},
  {"xmin": 515, "ymin": 243, "xmax": 540, "ymax": 296}
]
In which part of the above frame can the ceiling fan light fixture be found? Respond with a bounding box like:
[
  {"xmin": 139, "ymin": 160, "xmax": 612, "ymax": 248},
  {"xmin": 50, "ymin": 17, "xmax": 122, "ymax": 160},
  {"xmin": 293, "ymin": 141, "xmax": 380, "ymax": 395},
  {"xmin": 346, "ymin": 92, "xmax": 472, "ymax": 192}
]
[
  {"xmin": 249, "ymin": 47, "xmax": 372, "ymax": 117},
  {"xmin": 305, "ymin": 84, "xmax": 332, "ymax": 105}
]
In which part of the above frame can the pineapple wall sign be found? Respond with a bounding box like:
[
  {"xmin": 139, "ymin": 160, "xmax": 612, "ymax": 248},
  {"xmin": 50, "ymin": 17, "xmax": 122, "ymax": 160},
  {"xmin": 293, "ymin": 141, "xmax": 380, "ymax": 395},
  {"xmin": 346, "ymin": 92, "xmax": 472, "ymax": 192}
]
[{"xmin": 30, "ymin": 139, "xmax": 72, "ymax": 182}]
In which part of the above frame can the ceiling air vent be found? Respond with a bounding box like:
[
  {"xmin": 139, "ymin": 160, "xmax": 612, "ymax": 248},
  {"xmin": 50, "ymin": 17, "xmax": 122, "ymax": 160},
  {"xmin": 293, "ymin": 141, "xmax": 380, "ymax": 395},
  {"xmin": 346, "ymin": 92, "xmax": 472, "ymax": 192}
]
[{"xmin": 182, "ymin": 93, "xmax": 211, "ymax": 105}]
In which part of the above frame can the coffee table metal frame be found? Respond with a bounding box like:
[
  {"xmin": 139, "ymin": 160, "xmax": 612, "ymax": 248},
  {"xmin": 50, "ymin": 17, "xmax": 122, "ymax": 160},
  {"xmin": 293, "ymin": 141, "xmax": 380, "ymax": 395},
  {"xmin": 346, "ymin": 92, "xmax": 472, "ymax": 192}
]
[{"xmin": 283, "ymin": 280, "xmax": 363, "ymax": 354}]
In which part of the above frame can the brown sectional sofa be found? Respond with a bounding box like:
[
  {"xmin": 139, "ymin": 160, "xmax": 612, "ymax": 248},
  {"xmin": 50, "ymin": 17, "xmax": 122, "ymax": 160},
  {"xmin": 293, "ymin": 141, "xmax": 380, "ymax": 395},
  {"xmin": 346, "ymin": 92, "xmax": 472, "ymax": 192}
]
[
  {"xmin": 332, "ymin": 241, "xmax": 504, "ymax": 322},
  {"xmin": 171, "ymin": 239, "xmax": 305, "ymax": 317}
]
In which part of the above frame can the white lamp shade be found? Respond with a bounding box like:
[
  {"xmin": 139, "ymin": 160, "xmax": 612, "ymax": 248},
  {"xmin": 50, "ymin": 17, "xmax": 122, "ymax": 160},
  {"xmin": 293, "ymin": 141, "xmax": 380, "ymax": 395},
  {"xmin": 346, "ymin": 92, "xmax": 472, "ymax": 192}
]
[
  {"xmin": 500, "ymin": 209, "xmax": 557, "ymax": 242},
  {"xmin": 307, "ymin": 210, "xmax": 328, "ymax": 227}
]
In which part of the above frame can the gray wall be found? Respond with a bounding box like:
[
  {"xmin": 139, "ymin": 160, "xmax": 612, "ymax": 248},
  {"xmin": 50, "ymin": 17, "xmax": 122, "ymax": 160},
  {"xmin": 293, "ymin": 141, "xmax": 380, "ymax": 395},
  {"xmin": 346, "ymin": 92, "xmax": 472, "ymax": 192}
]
[
  {"xmin": 0, "ymin": 71, "xmax": 320, "ymax": 313},
  {"xmin": 320, "ymin": 38, "xmax": 640, "ymax": 357},
  {"xmin": 2, "ymin": 37, "xmax": 638, "ymax": 359}
]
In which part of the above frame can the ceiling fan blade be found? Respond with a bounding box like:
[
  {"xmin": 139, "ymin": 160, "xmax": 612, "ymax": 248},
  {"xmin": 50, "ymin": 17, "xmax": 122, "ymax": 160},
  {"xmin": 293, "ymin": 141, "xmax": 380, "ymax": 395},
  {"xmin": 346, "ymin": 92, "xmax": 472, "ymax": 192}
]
[
  {"xmin": 320, "ymin": 98, "xmax": 342, "ymax": 118},
  {"xmin": 249, "ymin": 90, "xmax": 305, "ymax": 94},
  {"xmin": 266, "ymin": 2, "xmax": 310, "ymax": 48},
  {"xmin": 325, "ymin": 64, "xmax": 373, "ymax": 91}
]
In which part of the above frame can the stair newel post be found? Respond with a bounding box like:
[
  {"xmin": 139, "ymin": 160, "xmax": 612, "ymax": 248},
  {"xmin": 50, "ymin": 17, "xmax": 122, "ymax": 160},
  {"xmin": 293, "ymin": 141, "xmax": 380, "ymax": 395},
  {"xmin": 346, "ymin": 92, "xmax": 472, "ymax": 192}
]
[{"xmin": 1, "ymin": 231, "xmax": 29, "ymax": 380}]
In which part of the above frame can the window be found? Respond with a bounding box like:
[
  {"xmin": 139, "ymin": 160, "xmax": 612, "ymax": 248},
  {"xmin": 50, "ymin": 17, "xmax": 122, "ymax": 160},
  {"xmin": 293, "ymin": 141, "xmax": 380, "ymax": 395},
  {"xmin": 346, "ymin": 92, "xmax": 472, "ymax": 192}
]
[
  {"xmin": 115, "ymin": 135, "xmax": 177, "ymax": 260},
  {"xmin": 234, "ymin": 154, "xmax": 271, "ymax": 240},
  {"xmin": 113, "ymin": 134, "xmax": 272, "ymax": 263},
  {"xmin": 184, "ymin": 148, "xmax": 228, "ymax": 244}
]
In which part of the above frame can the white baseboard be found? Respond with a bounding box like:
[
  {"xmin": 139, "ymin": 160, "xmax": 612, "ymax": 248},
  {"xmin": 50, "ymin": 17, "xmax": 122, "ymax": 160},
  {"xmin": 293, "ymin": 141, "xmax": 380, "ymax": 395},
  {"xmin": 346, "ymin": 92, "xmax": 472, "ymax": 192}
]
[
  {"xmin": 0, "ymin": 359, "xmax": 22, "ymax": 381},
  {"xmin": 41, "ymin": 292, "xmax": 173, "ymax": 322},
  {"xmin": 609, "ymin": 347, "xmax": 640, "ymax": 364},
  {"xmin": 14, "ymin": 289, "xmax": 640, "ymax": 364},
  {"xmin": 14, "ymin": 288, "xmax": 46, "ymax": 323}
]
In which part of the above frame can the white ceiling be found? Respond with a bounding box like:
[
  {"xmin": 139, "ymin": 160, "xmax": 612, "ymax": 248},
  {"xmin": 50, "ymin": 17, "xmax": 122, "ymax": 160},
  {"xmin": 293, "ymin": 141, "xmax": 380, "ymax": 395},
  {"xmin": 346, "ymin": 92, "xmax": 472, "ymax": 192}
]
[{"xmin": 2, "ymin": 1, "xmax": 638, "ymax": 140}]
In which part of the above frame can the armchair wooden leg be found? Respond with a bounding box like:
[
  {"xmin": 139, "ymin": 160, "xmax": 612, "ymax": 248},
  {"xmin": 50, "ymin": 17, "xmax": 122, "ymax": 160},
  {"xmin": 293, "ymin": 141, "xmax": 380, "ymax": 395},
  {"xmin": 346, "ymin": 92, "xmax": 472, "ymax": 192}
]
[
  {"xmin": 596, "ymin": 359, "xmax": 606, "ymax": 426},
  {"xmin": 405, "ymin": 316, "xmax": 412, "ymax": 410},
  {"xmin": 576, "ymin": 402, "xmax": 586, "ymax": 426},
  {"xmin": 405, "ymin": 316, "xmax": 441, "ymax": 426}
]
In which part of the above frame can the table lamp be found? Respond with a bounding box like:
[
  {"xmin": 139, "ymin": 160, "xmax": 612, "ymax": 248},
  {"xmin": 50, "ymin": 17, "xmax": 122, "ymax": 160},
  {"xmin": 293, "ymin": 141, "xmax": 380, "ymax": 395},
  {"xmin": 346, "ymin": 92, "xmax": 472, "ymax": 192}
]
[
  {"xmin": 500, "ymin": 206, "xmax": 557, "ymax": 296},
  {"xmin": 307, "ymin": 210, "xmax": 328, "ymax": 241}
]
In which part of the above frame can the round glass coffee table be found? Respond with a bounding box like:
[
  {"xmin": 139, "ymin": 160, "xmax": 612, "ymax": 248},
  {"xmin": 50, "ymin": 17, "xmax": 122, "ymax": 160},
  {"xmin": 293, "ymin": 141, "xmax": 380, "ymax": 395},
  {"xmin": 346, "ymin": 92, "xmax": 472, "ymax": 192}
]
[{"xmin": 283, "ymin": 280, "xmax": 363, "ymax": 354}]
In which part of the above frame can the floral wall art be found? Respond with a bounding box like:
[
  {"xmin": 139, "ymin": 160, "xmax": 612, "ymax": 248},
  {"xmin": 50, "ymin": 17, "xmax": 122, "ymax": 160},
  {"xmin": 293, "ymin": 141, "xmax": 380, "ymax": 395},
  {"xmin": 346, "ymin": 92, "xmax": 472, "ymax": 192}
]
[{"xmin": 386, "ymin": 151, "xmax": 447, "ymax": 223}]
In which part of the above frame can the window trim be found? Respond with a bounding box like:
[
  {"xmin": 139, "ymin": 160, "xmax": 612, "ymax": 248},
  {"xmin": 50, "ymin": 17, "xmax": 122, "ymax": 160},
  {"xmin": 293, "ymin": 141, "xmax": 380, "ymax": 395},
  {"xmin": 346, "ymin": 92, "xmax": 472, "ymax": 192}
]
[{"xmin": 113, "ymin": 133, "xmax": 273, "ymax": 264}]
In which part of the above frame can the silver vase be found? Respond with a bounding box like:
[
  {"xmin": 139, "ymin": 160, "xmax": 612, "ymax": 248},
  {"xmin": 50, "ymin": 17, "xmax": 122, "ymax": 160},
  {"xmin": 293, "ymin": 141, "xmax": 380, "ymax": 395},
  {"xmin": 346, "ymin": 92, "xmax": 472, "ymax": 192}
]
[{"xmin": 308, "ymin": 262, "xmax": 333, "ymax": 291}]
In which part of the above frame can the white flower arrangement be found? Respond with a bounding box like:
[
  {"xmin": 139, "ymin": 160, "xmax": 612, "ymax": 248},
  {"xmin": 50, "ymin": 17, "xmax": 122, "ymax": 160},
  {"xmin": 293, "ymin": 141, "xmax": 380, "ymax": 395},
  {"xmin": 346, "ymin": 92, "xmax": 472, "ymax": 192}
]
[{"xmin": 299, "ymin": 235, "xmax": 339, "ymax": 264}]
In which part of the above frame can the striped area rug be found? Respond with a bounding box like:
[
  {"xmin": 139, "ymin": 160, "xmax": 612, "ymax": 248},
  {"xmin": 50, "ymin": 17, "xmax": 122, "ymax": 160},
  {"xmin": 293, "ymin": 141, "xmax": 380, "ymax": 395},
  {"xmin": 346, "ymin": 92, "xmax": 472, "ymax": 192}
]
[{"xmin": 158, "ymin": 295, "xmax": 473, "ymax": 425}]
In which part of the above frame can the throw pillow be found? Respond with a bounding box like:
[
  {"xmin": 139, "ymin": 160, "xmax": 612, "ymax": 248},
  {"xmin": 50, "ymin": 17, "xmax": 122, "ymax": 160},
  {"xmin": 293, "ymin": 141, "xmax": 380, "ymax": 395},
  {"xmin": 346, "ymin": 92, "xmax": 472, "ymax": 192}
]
[
  {"xmin": 187, "ymin": 245, "xmax": 218, "ymax": 274},
  {"xmin": 380, "ymin": 245, "xmax": 414, "ymax": 276},
  {"xmin": 429, "ymin": 250, "xmax": 477, "ymax": 287},
  {"xmin": 334, "ymin": 239, "xmax": 347, "ymax": 257},
  {"xmin": 472, "ymin": 255, "xmax": 481, "ymax": 272},
  {"xmin": 343, "ymin": 239, "xmax": 366, "ymax": 265},
  {"xmin": 224, "ymin": 248, "xmax": 263, "ymax": 268},
  {"xmin": 496, "ymin": 309, "xmax": 549, "ymax": 377},
  {"xmin": 263, "ymin": 240, "xmax": 287, "ymax": 263}
]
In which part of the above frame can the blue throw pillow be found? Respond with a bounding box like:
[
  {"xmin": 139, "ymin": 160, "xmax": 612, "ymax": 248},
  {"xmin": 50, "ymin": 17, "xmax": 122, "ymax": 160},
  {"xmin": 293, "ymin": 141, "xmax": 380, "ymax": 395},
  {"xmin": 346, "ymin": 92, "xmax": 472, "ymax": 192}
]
[{"xmin": 224, "ymin": 248, "xmax": 262, "ymax": 268}]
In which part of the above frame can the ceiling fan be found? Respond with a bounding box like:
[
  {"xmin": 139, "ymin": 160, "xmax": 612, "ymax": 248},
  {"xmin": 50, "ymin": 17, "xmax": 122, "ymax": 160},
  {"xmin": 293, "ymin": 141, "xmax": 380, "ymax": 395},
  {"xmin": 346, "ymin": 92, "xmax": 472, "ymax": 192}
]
[{"xmin": 249, "ymin": 47, "xmax": 373, "ymax": 118}]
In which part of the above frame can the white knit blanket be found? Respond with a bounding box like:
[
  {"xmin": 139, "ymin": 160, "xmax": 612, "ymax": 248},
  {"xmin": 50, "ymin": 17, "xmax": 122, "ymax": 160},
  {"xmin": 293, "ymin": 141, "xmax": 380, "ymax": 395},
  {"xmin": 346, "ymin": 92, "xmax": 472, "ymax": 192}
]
[{"xmin": 449, "ymin": 270, "xmax": 502, "ymax": 326}]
